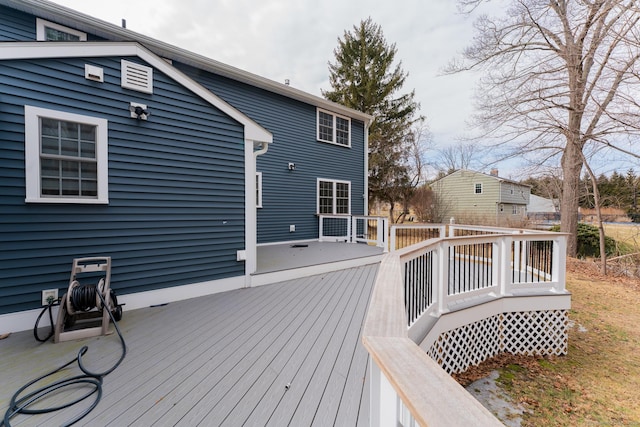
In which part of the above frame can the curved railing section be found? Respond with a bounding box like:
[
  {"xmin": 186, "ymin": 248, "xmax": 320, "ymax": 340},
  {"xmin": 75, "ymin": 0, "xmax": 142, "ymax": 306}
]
[{"xmin": 363, "ymin": 225, "xmax": 570, "ymax": 426}]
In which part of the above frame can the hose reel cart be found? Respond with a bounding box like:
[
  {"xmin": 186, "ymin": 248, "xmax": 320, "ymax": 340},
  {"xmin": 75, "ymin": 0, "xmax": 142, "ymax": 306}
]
[{"xmin": 54, "ymin": 256, "xmax": 123, "ymax": 343}]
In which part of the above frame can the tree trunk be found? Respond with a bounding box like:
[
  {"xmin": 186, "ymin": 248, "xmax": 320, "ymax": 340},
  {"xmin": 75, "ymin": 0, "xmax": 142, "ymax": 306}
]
[
  {"xmin": 582, "ymin": 153, "xmax": 607, "ymax": 275},
  {"xmin": 560, "ymin": 140, "xmax": 583, "ymax": 257}
]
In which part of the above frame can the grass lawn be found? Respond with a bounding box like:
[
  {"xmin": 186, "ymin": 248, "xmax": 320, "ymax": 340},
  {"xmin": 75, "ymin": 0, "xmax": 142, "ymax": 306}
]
[
  {"xmin": 603, "ymin": 223, "xmax": 640, "ymax": 247},
  {"xmin": 455, "ymin": 258, "xmax": 640, "ymax": 426}
]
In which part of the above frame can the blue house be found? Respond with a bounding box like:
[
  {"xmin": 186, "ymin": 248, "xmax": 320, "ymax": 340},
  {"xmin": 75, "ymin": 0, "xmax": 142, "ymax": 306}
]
[{"xmin": 0, "ymin": 0, "xmax": 372, "ymax": 332}]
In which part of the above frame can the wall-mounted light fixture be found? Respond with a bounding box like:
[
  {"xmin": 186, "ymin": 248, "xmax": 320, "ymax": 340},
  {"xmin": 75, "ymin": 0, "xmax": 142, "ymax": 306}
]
[
  {"xmin": 288, "ymin": 162, "xmax": 296, "ymax": 171},
  {"xmin": 129, "ymin": 102, "xmax": 150, "ymax": 120}
]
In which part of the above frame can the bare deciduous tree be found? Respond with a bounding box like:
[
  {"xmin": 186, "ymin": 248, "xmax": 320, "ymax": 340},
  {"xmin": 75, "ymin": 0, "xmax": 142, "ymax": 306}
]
[
  {"xmin": 434, "ymin": 142, "xmax": 483, "ymax": 175},
  {"xmin": 449, "ymin": 0, "xmax": 640, "ymax": 256},
  {"xmin": 391, "ymin": 122, "xmax": 432, "ymax": 223}
]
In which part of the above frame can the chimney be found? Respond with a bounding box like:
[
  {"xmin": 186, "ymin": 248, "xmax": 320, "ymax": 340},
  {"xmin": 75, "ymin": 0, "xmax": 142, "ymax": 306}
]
[{"xmin": 490, "ymin": 168, "xmax": 499, "ymax": 177}]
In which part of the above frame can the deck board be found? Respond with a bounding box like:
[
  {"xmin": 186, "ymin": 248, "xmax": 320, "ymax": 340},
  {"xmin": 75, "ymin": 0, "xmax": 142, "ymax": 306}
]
[
  {"xmin": 313, "ymin": 265, "xmax": 377, "ymax": 426},
  {"xmin": 109, "ymin": 275, "xmax": 327, "ymax": 426},
  {"xmin": 217, "ymin": 269, "xmax": 358, "ymax": 426},
  {"xmin": 47, "ymin": 287, "xmax": 276, "ymax": 426},
  {"xmin": 288, "ymin": 267, "xmax": 372, "ymax": 426},
  {"xmin": 202, "ymin": 268, "xmax": 359, "ymax": 426},
  {"xmin": 1, "ymin": 263, "xmax": 379, "ymax": 426},
  {"xmin": 172, "ymin": 272, "xmax": 350, "ymax": 426},
  {"xmin": 262, "ymin": 268, "xmax": 363, "ymax": 426}
]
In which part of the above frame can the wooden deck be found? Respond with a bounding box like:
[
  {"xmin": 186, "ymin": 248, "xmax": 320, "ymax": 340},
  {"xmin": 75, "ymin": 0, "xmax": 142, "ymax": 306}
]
[{"xmin": 1, "ymin": 263, "xmax": 379, "ymax": 426}]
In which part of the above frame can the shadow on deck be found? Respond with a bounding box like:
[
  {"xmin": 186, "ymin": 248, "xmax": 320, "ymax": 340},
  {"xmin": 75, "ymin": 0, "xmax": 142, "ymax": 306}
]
[{"xmin": 1, "ymin": 248, "xmax": 381, "ymax": 426}]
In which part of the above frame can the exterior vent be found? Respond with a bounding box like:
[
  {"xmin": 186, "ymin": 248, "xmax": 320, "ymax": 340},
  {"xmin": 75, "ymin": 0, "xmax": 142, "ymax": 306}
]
[
  {"xmin": 121, "ymin": 59, "xmax": 153, "ymax": 94},
  {"xmin": 85, "ymin": 64, "xmax": 104, "ymax": 82}
]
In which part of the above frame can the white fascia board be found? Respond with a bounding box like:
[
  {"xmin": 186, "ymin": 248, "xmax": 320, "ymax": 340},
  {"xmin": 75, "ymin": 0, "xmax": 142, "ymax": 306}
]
[
  {"xmin": 0, "ymin": 42, "xmax": 273, "ymax": 144},
  {"xmin": 0, "ymin": 0, "xmax": 372, "ymax": 126}
]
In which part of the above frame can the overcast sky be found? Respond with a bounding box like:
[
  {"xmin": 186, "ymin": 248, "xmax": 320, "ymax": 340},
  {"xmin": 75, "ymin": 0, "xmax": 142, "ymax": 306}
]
[{"xmin": 49, "ymin": 0, "xmax": 518, "ymax": 172}]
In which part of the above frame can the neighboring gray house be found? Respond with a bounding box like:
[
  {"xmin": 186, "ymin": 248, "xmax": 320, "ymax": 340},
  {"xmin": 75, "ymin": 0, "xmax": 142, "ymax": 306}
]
[
  {"xmin": 0, "ymin": 0, "xmax": 372, "ymax": 332},
  {"xmin": 431, "ymin": 169, "xmax": 531, "ymax": 224},
  {"xmin": 527, "ymin": 194, "xmax": 559, "ymax": 221}
]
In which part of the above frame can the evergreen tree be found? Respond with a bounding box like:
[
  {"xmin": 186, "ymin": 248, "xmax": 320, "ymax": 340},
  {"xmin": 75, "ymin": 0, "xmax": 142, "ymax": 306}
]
[{"xmin": 323, "ymin": 18, "xmax": 422, "ymax": 212}]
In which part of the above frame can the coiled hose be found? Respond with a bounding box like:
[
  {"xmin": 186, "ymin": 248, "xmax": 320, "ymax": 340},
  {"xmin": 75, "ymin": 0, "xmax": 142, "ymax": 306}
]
[{"xmin": 2, "ymin": 283, "xmax": 127, "ymax": 427}]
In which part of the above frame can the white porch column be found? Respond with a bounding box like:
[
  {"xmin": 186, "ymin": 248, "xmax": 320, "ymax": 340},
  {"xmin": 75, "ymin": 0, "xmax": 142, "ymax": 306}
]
[{"xmin": 244, "ymin": 140, "xmax": 269, "ymax": 287}]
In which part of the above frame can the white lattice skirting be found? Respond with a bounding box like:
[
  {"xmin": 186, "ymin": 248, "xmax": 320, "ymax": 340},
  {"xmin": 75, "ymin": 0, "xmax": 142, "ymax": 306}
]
[{"xmin": 427, "ymin": 310, "xmax": 568, "ymax": 374}]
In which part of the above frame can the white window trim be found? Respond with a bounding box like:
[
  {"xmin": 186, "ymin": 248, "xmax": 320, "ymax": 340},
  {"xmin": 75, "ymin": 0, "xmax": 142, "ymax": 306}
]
[
  {"xmin": 474, "ymin": 183, "xmax": 483, "ymax": 194},
  {"xmin": 25, "ymin": 105, "xmax": 109, "ymax": 204},
  {"xmin": 36, "ymin": 18, "xmax": 87, "ymax": 41},
  {"xmin": 256, "ymin": 172, "xmax": 263, "ymax": 208},
  {"xmin": 317, "ymin": 178, "xmax": 351, "ymax": 215},
  {"xmin": 316, "ymin": 108, "xmax": 351, "ymax": 148}
]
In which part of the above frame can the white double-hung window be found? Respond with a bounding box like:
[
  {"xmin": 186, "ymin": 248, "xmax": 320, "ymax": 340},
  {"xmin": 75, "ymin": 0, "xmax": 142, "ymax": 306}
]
[
  {"xmin": 25, "ymin": 106, "xmax": 108, "ymax": 204},
  {"xmin": 317, "ymin": 179, "xmax": 350, "ymax": 215},
  {"xmin": 317, "ymin": 109, "xmax": 351, "ymax": 147}
]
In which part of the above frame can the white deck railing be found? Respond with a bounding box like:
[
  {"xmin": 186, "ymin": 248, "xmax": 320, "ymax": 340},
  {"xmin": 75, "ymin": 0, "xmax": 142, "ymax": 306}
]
[
  {"xmin": 389, "ymin": 224, "xmax": 445, "ymax": 252},
  {"xmin": 363, "ymin": 225, "xmax": 570, "ymax": 426},
  {"xmin": 318, "ymin": 215, "xmax": 388, "ymax": 250}
]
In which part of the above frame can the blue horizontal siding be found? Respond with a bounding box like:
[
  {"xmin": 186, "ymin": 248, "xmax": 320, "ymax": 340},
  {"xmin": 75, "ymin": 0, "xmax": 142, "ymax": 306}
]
[
  {"xmin": 175, "ymin": 62, "xmax": 366, "ymax": 244},
  {"xmin": 0, "ymin": 6, "xmax": 36, "ymax": 40},
  {"xmin": 0, "ymin": 55, "xmax": 246, "ymax": 315},
  {"xmin": 0, "ymin": 5, "xmax": 106, "ymax": 41}
]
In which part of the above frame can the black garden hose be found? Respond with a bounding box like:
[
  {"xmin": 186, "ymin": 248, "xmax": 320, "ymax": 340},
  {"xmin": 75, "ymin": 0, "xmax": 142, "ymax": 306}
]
[
  {"xmin": 2, "ymin": 284, "xmax": 127, "ymax": 427},
  {"xmin": 33, "ymin": 299, "xmax": 57, "ymax": 343}
]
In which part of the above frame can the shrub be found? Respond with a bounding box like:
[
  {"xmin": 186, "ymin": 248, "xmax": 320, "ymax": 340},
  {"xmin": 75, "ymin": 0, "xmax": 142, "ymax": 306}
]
[{"xmin": 551, "ymin": 223, "xmax": 617, "ymax": 258}]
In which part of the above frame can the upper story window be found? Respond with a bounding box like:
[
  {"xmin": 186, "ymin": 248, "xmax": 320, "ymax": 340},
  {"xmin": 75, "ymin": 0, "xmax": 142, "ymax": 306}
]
[
  {"xmin": 36, "ymin": 18, "xmax": 87, "ymax": 41},
  {"xmin": 25, "ymin": 106, "xmax": 108, "ymax": 204},
  {"xmin": 317, "ymin": 109, "xmax": 351, "ymax": 147},
  {"xmin": 474, "ymin": 183, "xmax": 483, "ymax": 194},
  {"xmin": 317, "ymin": 179, "xmax": 351, "ymax": 215}
]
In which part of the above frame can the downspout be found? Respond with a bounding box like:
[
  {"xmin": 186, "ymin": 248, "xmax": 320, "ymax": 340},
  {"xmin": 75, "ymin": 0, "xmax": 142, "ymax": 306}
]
[
  {"xmin": 244, "ymin": 140, "xmax": 270, "ymax": 288},
  {"xmin": 254, "ymin": 141, "xmax": 269, "ymax": 157}
]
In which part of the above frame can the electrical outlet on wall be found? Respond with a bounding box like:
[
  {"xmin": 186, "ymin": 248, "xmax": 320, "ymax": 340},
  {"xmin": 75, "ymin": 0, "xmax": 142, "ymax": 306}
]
[
  {"xmin": 41, "ymin": 289, "xmax": 58, "ymax": 306},
  {"xmin": 289, "ymin": 225, "xmax": 295, "ymax": 232}
]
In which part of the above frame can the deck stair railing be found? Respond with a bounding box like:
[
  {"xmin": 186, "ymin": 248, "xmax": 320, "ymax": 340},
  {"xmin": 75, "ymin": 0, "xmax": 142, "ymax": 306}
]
[
  {"xmin": 318, "ymin": 215, "xmax": 388, "ymax": 250},
  {"xmin": 364, "ymin": 224, "xmax": 570, "ymax": 426}
]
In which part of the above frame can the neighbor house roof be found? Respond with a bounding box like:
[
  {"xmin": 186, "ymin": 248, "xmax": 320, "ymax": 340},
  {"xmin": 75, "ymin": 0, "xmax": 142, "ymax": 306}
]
[
  {"xmin": 432, "ymin": 169, "xmax": 532, "ymax": 188},
  {"xmin": 528, "ymin": 194, "xmax": 558, "ymax": 213},
  {"xmin": 0, "ymin": 0, "xmax": 373, "ymax": 125}
]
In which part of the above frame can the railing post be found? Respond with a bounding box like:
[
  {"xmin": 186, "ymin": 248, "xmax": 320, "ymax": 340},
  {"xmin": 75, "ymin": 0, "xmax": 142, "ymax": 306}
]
[
  {"xmin": 318, "ymin": 215, "xmax": 324, "ymax": 242},
  {"xmin": 552, "ymin": 235, "xmax": 567, "ymax": 293},
  {"xmin": 389, "ymin": 225, "xmax": 397, "ymax": 253},
  {"xmin": 370, "ymin": 362, "xmax": 399, "ymax": 427},
  {"xmin": 436, "ymin": 241, "xmax": 449, "ymax": 314},
  {"xmin": 350, "ymin": 216, "xmax": 357, "ymax": 243},
  {"xmin": 381, "ymin": 218, "xmax": 389, "ymax": 252},
  {"xmin": 498, "ymin": 236, "xmax": 512, "ymax": 296}
]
